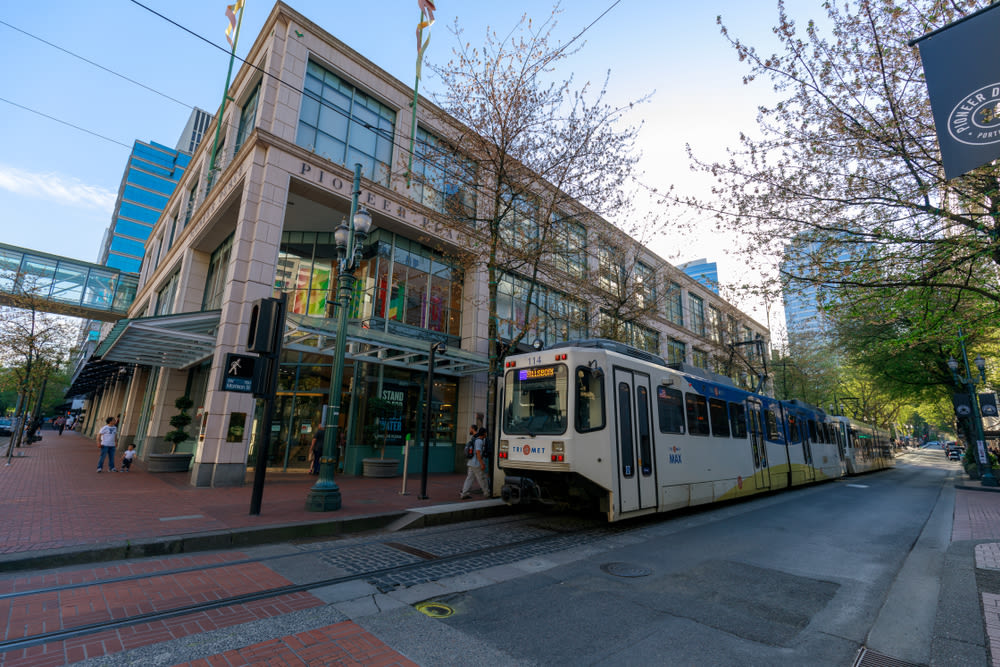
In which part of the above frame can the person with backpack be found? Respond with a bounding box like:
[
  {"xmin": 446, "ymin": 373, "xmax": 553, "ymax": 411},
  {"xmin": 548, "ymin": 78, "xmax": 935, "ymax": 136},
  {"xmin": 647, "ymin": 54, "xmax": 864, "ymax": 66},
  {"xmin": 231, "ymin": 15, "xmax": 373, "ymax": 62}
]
[{"xmin": 461, "ymin": 426, "xmax": 489, "ymax": 499}]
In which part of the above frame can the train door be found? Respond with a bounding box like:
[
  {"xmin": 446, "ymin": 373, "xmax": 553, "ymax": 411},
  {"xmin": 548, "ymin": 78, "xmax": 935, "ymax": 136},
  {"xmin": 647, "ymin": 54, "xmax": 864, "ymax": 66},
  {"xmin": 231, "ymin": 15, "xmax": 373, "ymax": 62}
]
[
  {"xmin": 747, "ymin": 399, "xmax": 770, "ymax": 490},
  {"xmin": 613, "ymin": 367, "xmax": 657, "ymax": 514},
  {"xmin": 799, "ymin": 413, "xmax": 816, "ymax": 482}
]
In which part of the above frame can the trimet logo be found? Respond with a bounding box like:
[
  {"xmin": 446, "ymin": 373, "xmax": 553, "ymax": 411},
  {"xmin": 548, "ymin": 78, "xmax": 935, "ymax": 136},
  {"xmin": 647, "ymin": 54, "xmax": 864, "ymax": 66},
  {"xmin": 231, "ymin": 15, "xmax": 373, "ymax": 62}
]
[{"xmin": 949, "ymin": 83, "xmax": 1000, "ymax": 145}]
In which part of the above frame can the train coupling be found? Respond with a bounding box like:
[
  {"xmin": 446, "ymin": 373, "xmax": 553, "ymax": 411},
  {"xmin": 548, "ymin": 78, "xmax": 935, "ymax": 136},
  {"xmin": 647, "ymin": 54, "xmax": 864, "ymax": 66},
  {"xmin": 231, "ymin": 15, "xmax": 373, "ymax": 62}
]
[{"xmin": 500, "ymin": 475, "xmax": 540, "ymax": 505}]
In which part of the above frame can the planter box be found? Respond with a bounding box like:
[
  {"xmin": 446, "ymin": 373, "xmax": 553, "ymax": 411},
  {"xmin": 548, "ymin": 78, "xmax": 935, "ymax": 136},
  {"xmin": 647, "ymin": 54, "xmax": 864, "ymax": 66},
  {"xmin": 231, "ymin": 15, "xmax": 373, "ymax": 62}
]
[
  {"xmin": 147, "ymin": 452, "xmax": 193, "ymax": 473},
  {"xmin": 362, "ymin": 458, "xmax": 399, "ymax": 478}
]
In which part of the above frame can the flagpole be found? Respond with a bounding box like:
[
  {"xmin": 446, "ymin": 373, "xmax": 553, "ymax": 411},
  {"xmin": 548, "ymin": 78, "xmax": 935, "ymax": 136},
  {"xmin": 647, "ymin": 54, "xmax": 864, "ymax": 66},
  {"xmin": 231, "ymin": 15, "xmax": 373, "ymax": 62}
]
[
  {"xmin": 407, "ymin": 3, "xmax": 434, "ymax": 188},
  {"xmin": 208, "ymin": 1, "xmax": 247, "ymax": 185}
]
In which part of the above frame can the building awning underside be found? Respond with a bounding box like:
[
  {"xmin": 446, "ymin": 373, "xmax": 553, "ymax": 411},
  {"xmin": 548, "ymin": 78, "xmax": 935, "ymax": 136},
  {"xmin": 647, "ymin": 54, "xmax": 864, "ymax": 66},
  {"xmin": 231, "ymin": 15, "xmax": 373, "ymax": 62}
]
[
  {"xmin": 95, "ymin": 310, "xmax": 222, "ymax": 369},
  {"xmin": 65, "ymin": 360, "xmax": 135, "ymax": 397},
  {"xmin": 284, "ymin": 314, "xmax": 489, "ymax": 377}
]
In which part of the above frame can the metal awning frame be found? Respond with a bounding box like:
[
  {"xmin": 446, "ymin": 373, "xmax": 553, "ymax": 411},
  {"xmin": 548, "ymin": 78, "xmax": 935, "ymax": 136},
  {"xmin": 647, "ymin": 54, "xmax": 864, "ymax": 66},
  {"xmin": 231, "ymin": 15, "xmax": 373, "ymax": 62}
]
[
  {"xmin": 284, "ymin": 314, "xmax": 489, "ymax": 377},
  {"xmin": 95, "ymin": 310, "xmax": 222, "ymax": 369}
]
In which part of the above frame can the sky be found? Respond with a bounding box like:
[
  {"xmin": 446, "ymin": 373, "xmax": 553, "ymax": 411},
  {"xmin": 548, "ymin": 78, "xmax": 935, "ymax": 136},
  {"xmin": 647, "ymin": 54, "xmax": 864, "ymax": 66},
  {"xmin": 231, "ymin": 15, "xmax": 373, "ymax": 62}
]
[{"xmin": 0, "ymin": 0, "xmax": 822, "ymax": 329}]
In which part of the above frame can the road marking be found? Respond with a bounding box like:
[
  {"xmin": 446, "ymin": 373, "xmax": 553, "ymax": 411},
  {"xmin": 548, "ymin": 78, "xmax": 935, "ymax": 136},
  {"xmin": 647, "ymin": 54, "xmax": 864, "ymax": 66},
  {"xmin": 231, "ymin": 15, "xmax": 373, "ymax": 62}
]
[
  {"xmin": 159, "ymin": 514, "xmax": 205, "ymax": 521},
  {"xmin": 846, "ymin": 484, "xmax": 869, "ymax": 489}
]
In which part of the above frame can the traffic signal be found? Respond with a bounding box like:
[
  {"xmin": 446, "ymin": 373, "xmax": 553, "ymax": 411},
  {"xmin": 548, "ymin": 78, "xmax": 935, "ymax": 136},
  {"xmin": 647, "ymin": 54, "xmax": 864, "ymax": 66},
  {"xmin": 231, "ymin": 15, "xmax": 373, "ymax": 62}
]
[{"xmin": 247, "ymin": 298, "xmax": 282, "ymax": 354}]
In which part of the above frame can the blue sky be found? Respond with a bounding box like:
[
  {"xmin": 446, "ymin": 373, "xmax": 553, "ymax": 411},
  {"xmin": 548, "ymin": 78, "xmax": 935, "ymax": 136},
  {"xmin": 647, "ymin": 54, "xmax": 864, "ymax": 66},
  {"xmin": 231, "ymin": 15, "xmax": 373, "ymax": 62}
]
[{"xmin": 0, "ymin": 0, "xmax": 818, "ymax": 323}]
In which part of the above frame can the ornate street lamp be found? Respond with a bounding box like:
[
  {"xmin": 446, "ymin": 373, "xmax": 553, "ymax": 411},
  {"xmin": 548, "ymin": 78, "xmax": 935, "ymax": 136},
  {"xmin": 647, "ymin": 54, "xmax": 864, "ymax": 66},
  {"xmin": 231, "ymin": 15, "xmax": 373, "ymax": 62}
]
[
  {"xmin": 306, "ymin": 163, "xmax": 374, "ymax": 511},
  {"xmin": 947, "ymin": 329, "xmax": 997, "ymax": 487}
]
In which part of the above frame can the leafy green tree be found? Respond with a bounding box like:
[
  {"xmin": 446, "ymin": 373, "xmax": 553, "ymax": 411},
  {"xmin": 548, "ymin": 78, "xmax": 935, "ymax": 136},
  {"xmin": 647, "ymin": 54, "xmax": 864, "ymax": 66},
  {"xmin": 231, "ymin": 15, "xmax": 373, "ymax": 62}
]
[{"xmin": 682, "ymin": 0, "xmax": 1000, "ymax": 394}]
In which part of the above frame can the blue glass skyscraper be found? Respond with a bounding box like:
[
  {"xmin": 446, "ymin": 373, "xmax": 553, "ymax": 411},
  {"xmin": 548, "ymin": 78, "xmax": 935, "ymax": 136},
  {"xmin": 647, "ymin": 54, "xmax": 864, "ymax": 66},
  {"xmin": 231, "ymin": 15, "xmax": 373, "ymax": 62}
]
[
  {"xmin": 98, "ymin": 108, "xmax": 211, "ymax": 273},
  {"xmin": 679, "ymin": 258, "xmax": 719, "ymax": 295}
]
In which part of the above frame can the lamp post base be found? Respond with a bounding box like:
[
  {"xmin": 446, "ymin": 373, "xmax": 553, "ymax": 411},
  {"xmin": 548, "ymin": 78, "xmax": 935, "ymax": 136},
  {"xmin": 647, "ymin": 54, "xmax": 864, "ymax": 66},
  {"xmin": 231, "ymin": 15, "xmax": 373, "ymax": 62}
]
[{"xmin": 305, "ymin": 485, "xmax": 343, "ymax": 511}]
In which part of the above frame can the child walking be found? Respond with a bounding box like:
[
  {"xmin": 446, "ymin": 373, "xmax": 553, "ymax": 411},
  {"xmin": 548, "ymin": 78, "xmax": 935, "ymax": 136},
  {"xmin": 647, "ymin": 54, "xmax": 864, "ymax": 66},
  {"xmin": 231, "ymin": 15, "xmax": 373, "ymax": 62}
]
[{"xmin": 121, "ymin": 444, "xmax": 136, "ymax": 472}]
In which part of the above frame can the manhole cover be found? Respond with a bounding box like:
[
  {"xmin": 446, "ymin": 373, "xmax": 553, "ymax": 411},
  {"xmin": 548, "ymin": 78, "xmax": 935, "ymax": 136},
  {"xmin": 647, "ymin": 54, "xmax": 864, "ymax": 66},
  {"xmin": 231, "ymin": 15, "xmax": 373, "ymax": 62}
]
[
  {"xmin": 600, "ymin": 562, "xmax": 652, "ymax": 578},
  {"xmin": 415, "ymin": 601, "xmax": 455, "ymax": 618}
]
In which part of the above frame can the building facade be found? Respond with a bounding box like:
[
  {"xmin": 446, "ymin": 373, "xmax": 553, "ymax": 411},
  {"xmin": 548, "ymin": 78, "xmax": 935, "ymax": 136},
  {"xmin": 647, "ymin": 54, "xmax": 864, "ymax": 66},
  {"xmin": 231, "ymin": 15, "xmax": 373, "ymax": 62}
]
[{"xmin": 81, "ymin": 3, "xmax": 769, "ymax": 487}]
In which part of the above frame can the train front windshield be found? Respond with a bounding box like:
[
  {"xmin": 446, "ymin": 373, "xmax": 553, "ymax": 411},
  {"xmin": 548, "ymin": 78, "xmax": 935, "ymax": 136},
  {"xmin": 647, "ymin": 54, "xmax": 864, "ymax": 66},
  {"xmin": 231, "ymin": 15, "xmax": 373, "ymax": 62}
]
[{"xmin": 504, "ymin": 364, "xmax": 568, "ymax": 435}]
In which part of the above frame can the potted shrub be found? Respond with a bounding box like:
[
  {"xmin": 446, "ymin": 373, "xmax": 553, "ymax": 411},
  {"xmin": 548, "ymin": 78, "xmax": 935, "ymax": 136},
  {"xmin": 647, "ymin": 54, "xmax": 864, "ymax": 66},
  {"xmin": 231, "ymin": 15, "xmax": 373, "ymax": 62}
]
[{"xmin": 148, "ymin": 396, "xmax": 195, "ymax": 473}]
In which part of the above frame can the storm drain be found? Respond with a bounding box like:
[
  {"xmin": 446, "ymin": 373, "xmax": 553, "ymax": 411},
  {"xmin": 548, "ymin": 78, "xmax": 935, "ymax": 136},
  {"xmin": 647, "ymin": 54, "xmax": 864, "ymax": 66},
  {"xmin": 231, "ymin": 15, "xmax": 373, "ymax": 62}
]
[
  {"xmin": 853, "ymin": 647, "xmax": 921, "ymax": 667},
  {"xmin": 600, "ymin": 562, "xmax": 652, "ymax": 578}
]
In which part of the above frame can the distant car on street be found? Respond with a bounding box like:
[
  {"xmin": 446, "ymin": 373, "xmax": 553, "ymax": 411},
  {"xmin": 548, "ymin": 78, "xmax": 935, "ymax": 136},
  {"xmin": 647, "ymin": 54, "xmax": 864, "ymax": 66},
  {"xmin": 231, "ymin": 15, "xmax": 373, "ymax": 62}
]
[
  {"xmin": 0, "ymin": 418, "xmax": 12, "ymax": 437},
  {"xmin": 948, "ymin": 450, "xmax": 962, "ymax": 461},
  {"xmin": 922, "ymin": 441, "xmax": 942, "ymax": 449}
]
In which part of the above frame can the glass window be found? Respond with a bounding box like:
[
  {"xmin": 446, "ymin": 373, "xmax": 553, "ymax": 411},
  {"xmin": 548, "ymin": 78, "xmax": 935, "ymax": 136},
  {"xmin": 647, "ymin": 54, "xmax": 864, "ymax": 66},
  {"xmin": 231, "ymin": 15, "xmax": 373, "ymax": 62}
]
[
  {"xmin": 503, "ymin": 364, "xmax": 568, "ymax": 435},
  {"xmin": 692, "ymin": 348, "xmax": 708, "ymax": 369},
  {"xmin": 729, "ymin": 403, "xmax": 747, "ymax": 438},
  {"xmin": 666, "ymin": 282, "xmax": 683, "ymax": 325},
  {"xmin": 808, "ymin": 419, "xmax": 818, "ymax": 442},
  {"xmin": 598, "ymin": 244, "xmax": 621, "ymax": 293},
  {"xmin": 155, "ymin": 272, "xmax": 179, "ymax": 316},
  {"xmin": 709, "ymin": 398, "xmax": 729, "ymax": 437},
  {"xmin": 657, "ymin": 386, "xmax": 685, "ymax": 433},
  {"xmin": 618, "ymin": 382, "xmax": 635, "ymax": 477},
  {"xmin": 410, "ymin": 126, "xmax": 477, "ymax": 216},
  {"xmin": 184, "ymin": 179, "xmax": 198, "ymax": 226},
  {"xmin": 575, "ymin": 366, "xmax": 605, "ymax": 432},
  {"xmin": 235, "ymin": 83, "xmax": 260, "ymax": 154},
  {"xmin": 708, "ymin": 305, "xmax": 722, "ymax": 343},
  {"xmin": 297, "ymin": 61, "xmax": 396, "ymax": 186},
  {"xmin": 202, "ymin": 234, "xmax": 234, "ymax": 310},
  {"xmin": 635, "ymin": 262, "xmax": 656, "ymax": 310},
  {"xmin": 685, "ymin": 393, "xmax": 710, "ymax": 436},
  {"xmin": 637, "ymin": 386, "xmax": 652, "ymax": 475},
  {"xmin": 665, "ymin": 338, "xmax": 685, "ymax": 365},
  {"xmin": 788, "ymin": 416, "xmax": 800, "ymax": 443},
  {"xmin": 551, "ymin": 215, "xmax": 586, "ymax": 278},
  {"xmin": 598, "ymin": 311, "xmax": 659, "ymax": 354},
  {"xmin": 688, "ymin": 293, "xmax": 705, "ymax": 335},
  {"xmin": 765, "ymin": 408, "xmax": 781, "ymax": 441}
]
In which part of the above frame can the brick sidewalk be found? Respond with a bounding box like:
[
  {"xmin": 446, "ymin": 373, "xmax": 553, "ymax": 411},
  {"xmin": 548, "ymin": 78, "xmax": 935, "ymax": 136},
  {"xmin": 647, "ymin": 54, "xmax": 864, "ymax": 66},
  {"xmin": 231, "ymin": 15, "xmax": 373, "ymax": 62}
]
[{"xmin": 0, "ymin": 428, "xmax": 474, "ymax": 556}]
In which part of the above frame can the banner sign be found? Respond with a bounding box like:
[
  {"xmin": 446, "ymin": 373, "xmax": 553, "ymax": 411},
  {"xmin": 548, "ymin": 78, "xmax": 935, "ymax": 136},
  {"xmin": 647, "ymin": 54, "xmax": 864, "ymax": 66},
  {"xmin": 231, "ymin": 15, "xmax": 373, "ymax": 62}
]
[
  {"xmin": 980, "ymin": 392, "xmax": 999, "ymax": 417},
  {"xmin": 952, "ymin": 392, "xmax": 973, "ymax": 417},
  {"xmin": 915, "ymin": 4, "xmax": 1000, "ymax": 179}
]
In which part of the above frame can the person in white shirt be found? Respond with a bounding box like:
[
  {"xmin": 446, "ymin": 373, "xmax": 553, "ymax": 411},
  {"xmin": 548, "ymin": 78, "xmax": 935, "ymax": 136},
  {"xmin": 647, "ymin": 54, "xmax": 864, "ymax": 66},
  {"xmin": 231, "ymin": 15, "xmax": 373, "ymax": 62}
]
[{"xmin": 96, "ymin": 416, "xmax": 119, "ymax": 472}]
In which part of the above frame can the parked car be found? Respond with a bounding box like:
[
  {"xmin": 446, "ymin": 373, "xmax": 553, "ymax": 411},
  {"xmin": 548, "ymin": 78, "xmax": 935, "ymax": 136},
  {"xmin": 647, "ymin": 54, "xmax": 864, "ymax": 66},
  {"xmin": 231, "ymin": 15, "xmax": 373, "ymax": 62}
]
[
  {"xmin": 948, "ymin": 450, "xmax": 962, "ymax": 461},
  {"xmin": 0, "ymin": 418, "xmax": 12, "ymax": 437}
]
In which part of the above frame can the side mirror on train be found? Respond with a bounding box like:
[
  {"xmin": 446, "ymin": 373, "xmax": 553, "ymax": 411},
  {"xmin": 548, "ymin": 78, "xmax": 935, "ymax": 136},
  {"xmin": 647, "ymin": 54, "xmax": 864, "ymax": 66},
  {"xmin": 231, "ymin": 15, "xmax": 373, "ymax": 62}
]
[{"xmin": 588, "ymin": 359, "xmax": 604, "ymax": 380}]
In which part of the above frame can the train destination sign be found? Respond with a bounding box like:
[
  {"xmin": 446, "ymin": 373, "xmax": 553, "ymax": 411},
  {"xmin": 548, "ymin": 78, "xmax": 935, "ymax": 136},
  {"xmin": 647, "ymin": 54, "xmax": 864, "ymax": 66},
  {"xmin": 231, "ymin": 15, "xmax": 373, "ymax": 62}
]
[{"xmin": 519, "ymin": 367, "xmax": 555, "ymax": 380}]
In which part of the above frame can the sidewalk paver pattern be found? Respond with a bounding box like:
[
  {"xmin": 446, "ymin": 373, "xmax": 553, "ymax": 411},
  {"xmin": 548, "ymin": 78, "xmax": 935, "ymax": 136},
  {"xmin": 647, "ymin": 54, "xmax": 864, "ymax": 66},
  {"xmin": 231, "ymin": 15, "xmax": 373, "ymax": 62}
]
[{"xmin": 7, "ymin": 434, "xmax": 1000, "ymax": 665}]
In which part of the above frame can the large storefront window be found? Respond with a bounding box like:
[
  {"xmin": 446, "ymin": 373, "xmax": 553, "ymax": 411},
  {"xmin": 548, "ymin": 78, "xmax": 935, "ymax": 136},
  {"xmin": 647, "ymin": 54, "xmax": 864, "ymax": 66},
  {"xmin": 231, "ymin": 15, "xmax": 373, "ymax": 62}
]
[
  {"xmin": 497, "ymin": 272, "xmax": 587, "ymax": 344},
  {"xmin": 297, "ymin": 60, "xmax": 395, "ymax": 186}
]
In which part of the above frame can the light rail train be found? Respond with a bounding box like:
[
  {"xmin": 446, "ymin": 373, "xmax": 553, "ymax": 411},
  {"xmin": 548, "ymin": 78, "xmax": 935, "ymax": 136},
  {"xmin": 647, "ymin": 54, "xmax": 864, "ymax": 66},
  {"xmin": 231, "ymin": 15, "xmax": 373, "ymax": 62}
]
[{"xmin": 496, "ymin": 339, "xmax": 893, "ymax": 521}]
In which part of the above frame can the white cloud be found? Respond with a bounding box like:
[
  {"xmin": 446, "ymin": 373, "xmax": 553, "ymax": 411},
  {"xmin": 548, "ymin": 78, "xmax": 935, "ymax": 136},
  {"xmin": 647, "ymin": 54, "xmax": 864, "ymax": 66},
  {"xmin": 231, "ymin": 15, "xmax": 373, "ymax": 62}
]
[{"xmin": 0, "ymin": 164, "xmax": 116, "ymax": 211}]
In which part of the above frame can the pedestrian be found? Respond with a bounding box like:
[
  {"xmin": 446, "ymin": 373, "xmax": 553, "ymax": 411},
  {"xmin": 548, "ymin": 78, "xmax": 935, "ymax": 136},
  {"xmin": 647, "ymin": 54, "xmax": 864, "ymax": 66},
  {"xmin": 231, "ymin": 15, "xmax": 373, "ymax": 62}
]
[
  {"xmin": 55, "ymin": 415, "xmax": 66, "ymax": 436},
  {"xmin": 66, "ymin": 415, "xmax": 76, "ymax": 431},
  {"xmin": 461, "ymin": 426, "xmax": 489, "ymax": 499},
  {"xmin": 310, "ymin": 426, "xmax": 324, "ymax": 475},
  {"xmin": 96, "ymin": 416, "xmax": 118, "ymax": 472},
  {"xmin": 120, "ymin": 443, "xmax": 136, "ymax": 471}
]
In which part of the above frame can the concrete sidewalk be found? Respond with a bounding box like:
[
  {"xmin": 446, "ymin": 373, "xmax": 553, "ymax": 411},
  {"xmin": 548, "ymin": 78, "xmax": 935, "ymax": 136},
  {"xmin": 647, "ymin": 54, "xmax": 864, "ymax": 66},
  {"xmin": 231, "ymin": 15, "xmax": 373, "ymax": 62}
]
[{"xmin": 0, "ymin": 427, "xmax": 505, "ymax": 571}]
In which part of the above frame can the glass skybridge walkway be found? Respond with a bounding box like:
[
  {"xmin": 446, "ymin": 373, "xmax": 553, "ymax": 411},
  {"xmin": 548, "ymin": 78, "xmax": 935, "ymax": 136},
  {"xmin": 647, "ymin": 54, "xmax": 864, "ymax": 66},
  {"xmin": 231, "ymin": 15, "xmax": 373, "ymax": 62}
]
[{"xmin": 0, "ymin": 242, "xmax": 137, "ymax": 321}]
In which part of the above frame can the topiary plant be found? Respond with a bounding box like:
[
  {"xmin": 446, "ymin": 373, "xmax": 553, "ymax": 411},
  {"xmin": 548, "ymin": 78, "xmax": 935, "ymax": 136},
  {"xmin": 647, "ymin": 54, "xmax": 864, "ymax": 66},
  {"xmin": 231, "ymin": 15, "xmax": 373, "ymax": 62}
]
[{"xmin": 164, "ymin": 395, "xmax": 194, "ymax": 454}]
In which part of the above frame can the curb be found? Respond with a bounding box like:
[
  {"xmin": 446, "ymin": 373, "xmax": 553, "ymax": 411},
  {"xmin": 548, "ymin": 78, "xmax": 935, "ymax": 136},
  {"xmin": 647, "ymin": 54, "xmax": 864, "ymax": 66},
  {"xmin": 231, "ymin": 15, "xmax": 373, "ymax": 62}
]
[{"xmin": 0, "ymin": 500, "xmax": 514, "ymax": 573}]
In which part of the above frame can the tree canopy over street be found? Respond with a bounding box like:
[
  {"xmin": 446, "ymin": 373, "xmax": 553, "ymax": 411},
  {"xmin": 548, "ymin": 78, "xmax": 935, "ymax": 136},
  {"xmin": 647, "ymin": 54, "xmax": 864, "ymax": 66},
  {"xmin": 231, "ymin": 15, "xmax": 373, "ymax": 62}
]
[{"xmin": 681, "ymin": 0, "xmax": 999, "ymax": 418}]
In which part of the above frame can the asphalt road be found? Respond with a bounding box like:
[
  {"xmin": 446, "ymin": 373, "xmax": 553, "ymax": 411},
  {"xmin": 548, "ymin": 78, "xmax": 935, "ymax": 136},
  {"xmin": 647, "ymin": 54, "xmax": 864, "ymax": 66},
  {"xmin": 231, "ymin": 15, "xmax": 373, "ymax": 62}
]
[{"xmin": 359, "ymin": 454, "xmax": 955, "ymax": 665}]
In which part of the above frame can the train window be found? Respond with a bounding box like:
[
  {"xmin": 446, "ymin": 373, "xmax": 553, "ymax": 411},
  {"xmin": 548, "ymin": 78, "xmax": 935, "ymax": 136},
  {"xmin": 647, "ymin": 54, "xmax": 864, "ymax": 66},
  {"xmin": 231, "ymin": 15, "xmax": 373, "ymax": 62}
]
[
  {"xmin": 788, "ymin": 416, "xmax": 800, "ymax": 442},
  {"xmin": 709, "ymin": 398, "xmax": 729, "ymax": 437},
  {"xmin": 618, "ymin": 382, "xmax": 635, "ymax": 477},
  {"xmin": 503, "ymin": 364, "xmax": 568, "ymax": 435},
  {"xmin": 656, "ymin": 386, "xmax": 685, "ymax": 434},
  {"xmin": 685, "ymin": 393, "xmax": 710, "ymax": 436},
  {"xmin": 729, "ymin": 403, "xmax": 747, "ymax": 438},
  {"xmin": 637, "ymin": 386, "xmax": 653, "ymax": 475},
  {"xmin": 765, "ymin": 409, "xmax": 781, "ymax": 440},
  {"xmin": 575, "ymin": 367, "xmax": 606, "ymax": 433},
  {"xmin": 808, "ymin": 419, "xmax": 818, "ymax": 442}
]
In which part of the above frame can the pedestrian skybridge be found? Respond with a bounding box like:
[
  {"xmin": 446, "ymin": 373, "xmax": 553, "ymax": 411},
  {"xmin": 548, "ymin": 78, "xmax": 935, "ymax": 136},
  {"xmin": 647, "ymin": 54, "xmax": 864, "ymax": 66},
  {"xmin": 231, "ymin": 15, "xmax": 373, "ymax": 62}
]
[{"xmin": 0, "ymin": 242, "xmax": 138, "ymax": 321}]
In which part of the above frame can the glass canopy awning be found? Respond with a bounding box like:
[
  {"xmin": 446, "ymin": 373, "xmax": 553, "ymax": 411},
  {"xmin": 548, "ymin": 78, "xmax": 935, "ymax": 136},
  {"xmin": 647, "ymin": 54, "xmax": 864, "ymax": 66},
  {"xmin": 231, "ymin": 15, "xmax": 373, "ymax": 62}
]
[
  {"xmin": 284, "ymin": 314, "xmax": 489, "ymax": 377},
  {"xmin": 95, "ymin": 310, "xmax": 222, "ymax": 369}
]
